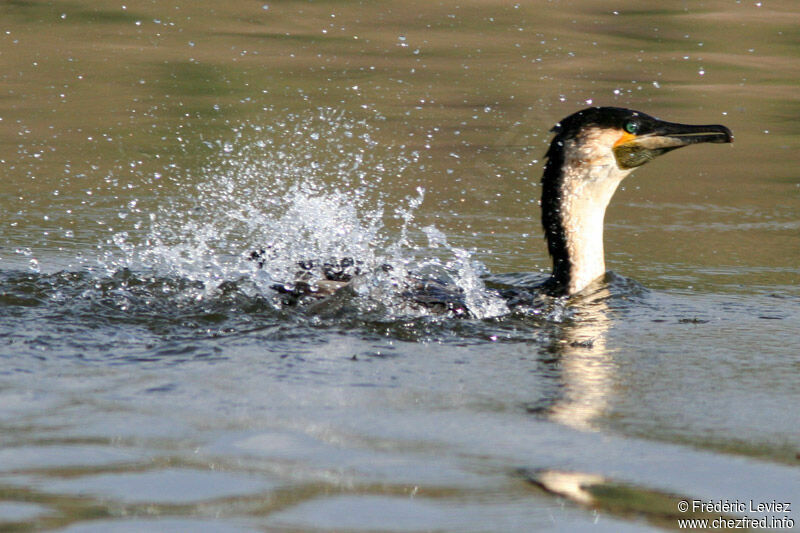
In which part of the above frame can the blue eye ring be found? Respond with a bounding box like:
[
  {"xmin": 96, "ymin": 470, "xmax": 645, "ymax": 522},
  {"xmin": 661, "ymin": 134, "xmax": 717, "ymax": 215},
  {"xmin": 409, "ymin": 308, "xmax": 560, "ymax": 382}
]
[{"xmin": 624, "ymin": 121, "xmax": 640, "ymax": 134}]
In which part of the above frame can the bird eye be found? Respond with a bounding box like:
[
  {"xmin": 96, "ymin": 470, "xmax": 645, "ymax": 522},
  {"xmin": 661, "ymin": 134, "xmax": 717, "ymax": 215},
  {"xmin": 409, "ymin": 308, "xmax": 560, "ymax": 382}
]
[{"xmin": 624, "ymin": 121, "xmax": 640, "ymax": 134}]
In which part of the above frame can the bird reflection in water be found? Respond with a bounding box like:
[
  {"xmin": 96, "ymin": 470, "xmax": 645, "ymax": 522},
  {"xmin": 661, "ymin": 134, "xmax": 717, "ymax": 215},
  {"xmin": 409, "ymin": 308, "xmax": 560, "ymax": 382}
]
[{"xmin": 525, "ymin": 282, "xmax": 619, "ymax": 432}]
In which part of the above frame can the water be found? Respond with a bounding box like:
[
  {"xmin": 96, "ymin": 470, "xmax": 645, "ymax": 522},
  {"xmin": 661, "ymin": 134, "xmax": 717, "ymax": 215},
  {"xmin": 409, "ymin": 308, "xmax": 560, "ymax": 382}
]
[{"xmin": 2, "ymin": 1, "xmax": 799, "ymax": 531}]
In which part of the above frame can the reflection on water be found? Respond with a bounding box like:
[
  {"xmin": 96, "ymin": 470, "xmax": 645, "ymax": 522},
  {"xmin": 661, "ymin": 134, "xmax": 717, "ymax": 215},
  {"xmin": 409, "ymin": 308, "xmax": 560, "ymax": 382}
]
[
  {"xmin": 545, "ymin": 284, "xmax": 617, "ymax": 432},
  {"xmin": 1, "ymin": 0, "xmax": 799, "ymax": 531}
]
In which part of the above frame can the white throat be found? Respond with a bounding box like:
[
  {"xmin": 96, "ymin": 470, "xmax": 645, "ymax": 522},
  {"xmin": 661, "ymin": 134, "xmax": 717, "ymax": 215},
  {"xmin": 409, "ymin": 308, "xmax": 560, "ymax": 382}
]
[{"xmin": 558, "ymin": 138, "xmax": 633, "ymax": 294}]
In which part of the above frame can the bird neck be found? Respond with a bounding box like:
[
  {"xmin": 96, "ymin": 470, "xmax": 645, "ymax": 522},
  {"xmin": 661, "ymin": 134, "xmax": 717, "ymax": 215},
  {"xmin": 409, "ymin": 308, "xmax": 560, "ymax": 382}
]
[{"xmin": 541, "ymin": 143, "xmax": 630, "ymax": 296}]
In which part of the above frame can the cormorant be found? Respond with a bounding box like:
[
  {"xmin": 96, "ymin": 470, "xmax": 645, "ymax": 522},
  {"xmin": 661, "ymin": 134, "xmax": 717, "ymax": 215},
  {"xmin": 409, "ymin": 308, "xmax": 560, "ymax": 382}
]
[
  {"xmin": 257, "ymin": 106, "xmax": 733, "ymax": 310},
  {"xmin": 539, "ymin": 106, "xmax": 732, "ymax": 296}
]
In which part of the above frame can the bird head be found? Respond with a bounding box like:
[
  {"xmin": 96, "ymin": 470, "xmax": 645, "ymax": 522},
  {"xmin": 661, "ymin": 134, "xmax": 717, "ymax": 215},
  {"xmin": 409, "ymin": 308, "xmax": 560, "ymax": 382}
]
[{"xmin": 549, "ymin": 106, "xmax": 733, "ymax": 171}]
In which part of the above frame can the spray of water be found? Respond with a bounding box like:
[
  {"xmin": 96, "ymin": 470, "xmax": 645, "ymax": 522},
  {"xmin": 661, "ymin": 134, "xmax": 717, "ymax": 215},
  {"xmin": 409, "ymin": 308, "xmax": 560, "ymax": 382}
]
[{"xmin": 103, "ymin": 108, "xmax": 508, "ymax": 319}]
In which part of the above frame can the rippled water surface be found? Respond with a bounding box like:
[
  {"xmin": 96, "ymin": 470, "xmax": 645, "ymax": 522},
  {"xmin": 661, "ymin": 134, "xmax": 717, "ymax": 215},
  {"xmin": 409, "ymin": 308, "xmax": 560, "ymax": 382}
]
[{"xmin": 1, "ymin": 1, "xmax": 799, "ymax": 531}]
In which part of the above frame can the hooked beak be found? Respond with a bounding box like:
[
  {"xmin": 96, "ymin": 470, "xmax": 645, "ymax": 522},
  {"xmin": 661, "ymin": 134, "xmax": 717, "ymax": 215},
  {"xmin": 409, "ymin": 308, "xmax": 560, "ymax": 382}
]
[{"xmin": 614, "ymin": 121, "xmax": 733, "ymax": 169}]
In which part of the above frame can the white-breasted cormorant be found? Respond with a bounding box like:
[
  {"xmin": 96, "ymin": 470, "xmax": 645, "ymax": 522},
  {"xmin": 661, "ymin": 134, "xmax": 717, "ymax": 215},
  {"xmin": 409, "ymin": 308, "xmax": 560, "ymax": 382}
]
[
  {"xmin": 258, "ymin": 106, "xmax": 733, "ymax": 309},
  {"xmin": 539, "ymin": 106, "xmax": 732, "ymax": 296}
]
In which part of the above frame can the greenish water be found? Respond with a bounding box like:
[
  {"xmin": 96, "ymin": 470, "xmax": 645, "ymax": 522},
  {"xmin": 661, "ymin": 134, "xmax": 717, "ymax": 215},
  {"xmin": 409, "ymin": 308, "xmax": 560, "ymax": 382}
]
[{"xmin": 1, "ymin": 1, "xmax": 798, "ymax": 531}]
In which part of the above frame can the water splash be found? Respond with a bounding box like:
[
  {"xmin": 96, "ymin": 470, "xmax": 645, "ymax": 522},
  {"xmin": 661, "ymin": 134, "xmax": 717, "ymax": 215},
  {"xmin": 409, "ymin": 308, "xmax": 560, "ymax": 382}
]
[{"xmin": 103, "ymin": 108, "xmax": 507, "ymax": 319}]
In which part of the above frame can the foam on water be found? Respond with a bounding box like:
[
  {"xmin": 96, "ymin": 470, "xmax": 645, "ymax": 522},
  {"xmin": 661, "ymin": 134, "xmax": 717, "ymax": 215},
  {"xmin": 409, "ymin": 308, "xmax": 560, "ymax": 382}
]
[{"xmin": 101, "ymin": 108, "xmax": 508, "ymax": 319}]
